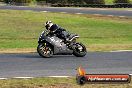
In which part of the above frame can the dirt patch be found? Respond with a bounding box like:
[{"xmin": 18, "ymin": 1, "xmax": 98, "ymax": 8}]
[{"xmin": 0, "ymin": 48, "xmax": 36, "ymax": 53}]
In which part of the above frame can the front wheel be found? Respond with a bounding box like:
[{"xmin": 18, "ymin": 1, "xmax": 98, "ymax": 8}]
[
  {"xmin": 72, "ymin": 43, "xmax": 87, "ymax": 57},
  {"xmin": 37, "ymin": 44, "xmax": 53, "ymax": 58}
]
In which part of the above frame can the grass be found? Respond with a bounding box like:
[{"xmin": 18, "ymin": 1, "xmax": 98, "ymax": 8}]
[
  {"xmin": 105, "ymin": 0, "xmax": 114, "ymax": 4},
  {"xmin": 0, "ymin": 77, "xmax": 132, "ymax": 88},
  {"xmin": 105, "ymin": 0, "xmax": 132, "ymax": 4},
  {"xmin": 0, "ymin": 10, "xmax": 132, "ymax": 51}
]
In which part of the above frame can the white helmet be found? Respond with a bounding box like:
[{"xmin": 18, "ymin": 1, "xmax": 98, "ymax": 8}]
[{"xmin": 45, "ymin": 21, "xmax": 53, "ymax": 30}]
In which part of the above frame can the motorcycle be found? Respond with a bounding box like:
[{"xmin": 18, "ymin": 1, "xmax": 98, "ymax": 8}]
[{"xmin": 37, "ymin": 30, "xmax": 87, "ymax": 58}]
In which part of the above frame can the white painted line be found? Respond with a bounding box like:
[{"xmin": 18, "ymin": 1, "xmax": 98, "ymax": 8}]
[
  {"xmin": 110, "ymin": 50, "xmax": 132, "ymax": 52},
  {"xmin": 48, "ymin": 76, "xmax": 70, "ymax": 78},
  {"xmin": 41, "ymin": 11, "xmax": 48, "ymax": 13},
  {"xmin": 13, "ymin": 77, "xmax": 34, "ymax": 79},
  {"xmin": 75, "ymin": 13, "xmax": 83, "ymax": 14},
  {"xmin": 60, "ymin": 12, "xmax": 67, "ymax": 13},
  {"xmin": 0, "ymin": 78, "xmax": 8, "ymax": 80},
  {"xmin": 107, "ymin": 15, "xmax": 114, "ymax": 17},
  {"xmin": 127, "ymin": 10, "xmax": 132, "ymax": 11},
  {"xmin": 119, "ymin": 16, "xmax": 126, "ymax": 18},
  {"xmin": 118, "ymin": 50, "xmax": 132, "ymax": 51},
  {"xmin": 99, "ymin": 9, "xmax": 107, "ymax": 10},
  {"xmin": 110, "ymin": 51, "xmax": 119, "ymax": 52}
]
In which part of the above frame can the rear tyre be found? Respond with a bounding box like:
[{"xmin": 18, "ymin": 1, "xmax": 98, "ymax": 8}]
[
  {"xmin": 37, "ymin": 44, "xmax": 53, "ymax": 58},
  {"xmin": 72, "ymin": 43, "xmax": 87, "ymax": 57}
]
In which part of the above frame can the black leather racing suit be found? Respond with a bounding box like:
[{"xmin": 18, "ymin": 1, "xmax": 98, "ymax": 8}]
[{"xmin": 48, "ymin": 24, "xmax": 70, "ymax": 41}]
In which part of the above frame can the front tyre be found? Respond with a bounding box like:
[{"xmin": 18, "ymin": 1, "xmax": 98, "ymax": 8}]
[
  {"xmin": 72, "ymin": 43, "xmax": 87, "ymax": 57},
  {"xmin": 37, "ymin": 44, "xmax": 53, "ymax": 58}
]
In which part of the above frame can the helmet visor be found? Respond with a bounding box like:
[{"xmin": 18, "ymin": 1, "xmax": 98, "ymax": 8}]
[{"xmin": 45, "ymin": 24, "xmax": 50, "ymax": 30}]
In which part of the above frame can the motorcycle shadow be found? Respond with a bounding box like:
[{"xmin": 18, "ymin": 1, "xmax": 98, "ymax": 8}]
[
  {"xmin": 19, "ymin": 53, "xmax": 74, "ymax": 59},
  {"xmin": 19, "ymin": 53, "xmax": 87, "ymax": 59}
]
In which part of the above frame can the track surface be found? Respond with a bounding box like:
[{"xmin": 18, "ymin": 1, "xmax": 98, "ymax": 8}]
[
  {"xmin": 0, "ymin": 6, "xmax": 132, "ymax": 78},
  {"xmin": 0, "ymin": 6, "xmax": 132, "ymax": 17},
  {"xmin": 0, "ymin": 52, "xmax": 132, "ymax": 78}
]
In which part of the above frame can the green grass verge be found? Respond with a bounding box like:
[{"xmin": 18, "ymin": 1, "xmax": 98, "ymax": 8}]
[
  {"xmin": 105, "ymin": 0, "xmax": 132, "ymax": 4},
  {"xmin": 0, "ymin": 10, "xmax": 132, "ymax": 51},
  {"xmin": 0, "ymin": 77, "xmax": 132, "ymax": 88},
  {"xmin": 105, "ymin": 0, "xmax": 113, "ymax": 4}
]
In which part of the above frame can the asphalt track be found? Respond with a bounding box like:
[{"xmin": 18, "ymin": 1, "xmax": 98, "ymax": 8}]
[
  {"xmin": 0, "ymin": 6, "xmax": 132, "ymax": 17},
  {"xmin": 0, "ymin": 52, "xmax": 132, "ymax": 78},
  {"xmin": 0, "ymin": 6, "xmax": 132, "ymax": 78}
]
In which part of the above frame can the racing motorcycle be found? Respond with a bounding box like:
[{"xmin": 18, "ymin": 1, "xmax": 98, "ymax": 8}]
[{"xmin": 37, "ymin": 30, "xmax": 87, "ymax": 58}]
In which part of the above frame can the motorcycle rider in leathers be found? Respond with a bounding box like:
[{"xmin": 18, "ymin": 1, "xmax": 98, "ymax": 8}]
[{"xmin": 45, "ymin": 21, "xmax": 71, "ymax": 43}]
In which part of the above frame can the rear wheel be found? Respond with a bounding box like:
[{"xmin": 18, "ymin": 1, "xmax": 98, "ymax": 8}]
[
  {"xmin": 72, "ymin": 43, "xmax": 87, "ymax": 57},
  {"xmin": 37, "ymin": 44, "xmax": 53, "ymax": 58}
]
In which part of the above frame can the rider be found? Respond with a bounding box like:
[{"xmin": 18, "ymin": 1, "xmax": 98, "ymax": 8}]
[{"xmin": 45, "ymin": 21, "xmax": 71, "ymax": 42}]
